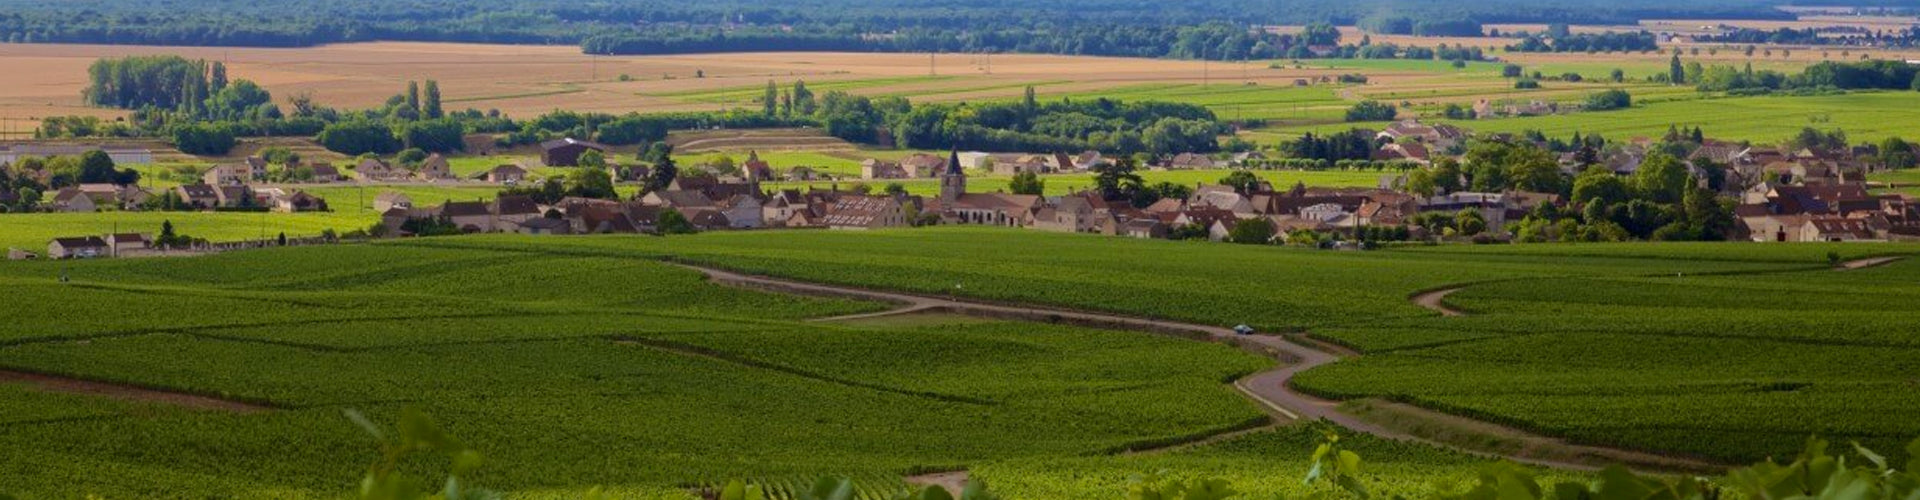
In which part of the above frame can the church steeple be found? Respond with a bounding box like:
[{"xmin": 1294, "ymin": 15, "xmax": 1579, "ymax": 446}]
[{"xmin": 939, "ymin": 148, "xmax": 966, "ymax": 202}]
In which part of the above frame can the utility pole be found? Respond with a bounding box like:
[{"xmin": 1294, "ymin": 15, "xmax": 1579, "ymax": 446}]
[{"xmin": 929, "ymin": 52, "xmax": 936, "ymax": 76}]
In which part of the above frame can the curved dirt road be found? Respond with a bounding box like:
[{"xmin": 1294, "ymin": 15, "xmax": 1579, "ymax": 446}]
[
  {"xmin": 677, "ymin": 263, "xmax": 1719, "ymax": 473},
  {"xmin": 1409, "ymin": 287, "xmax": 1467, "ymax": 316}
]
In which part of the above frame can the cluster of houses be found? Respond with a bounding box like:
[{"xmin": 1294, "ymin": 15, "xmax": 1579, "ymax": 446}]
[{"xmin": 856, "ymin": 150, "xmax": 1266, "ymax": 180}]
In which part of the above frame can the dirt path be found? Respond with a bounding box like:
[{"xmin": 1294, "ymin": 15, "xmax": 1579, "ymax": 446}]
[
  {"xmin": 905, "ymin": 471, "xmax": 971, "ymax": 495},
  {"xmin": 1409, "ymin": 287, "xmax": 1467, "ymax": 316},
  {"xmin": 1839, "ymin": 256, "xmax": 1903, "ymax": 270},
  {"xmin": 677, "ymin": 264, "xmax": 1721, "ymax": 474},
  {"xmin": 0, "ymin": 369, "xmax": 271, "ymax": 413}
]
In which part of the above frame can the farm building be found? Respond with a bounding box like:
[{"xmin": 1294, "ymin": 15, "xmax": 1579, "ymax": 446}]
[
  {"xmin": 47, "ymin": 236, "xmax": 109, "ymax": 259},
  {"xmin": 541, "ymin": 138, "xmax": 609, "ymax": 167},
  {"xmin": 823, "ymin": 196, "xmax": 909, "ymax": 230},
  {"xmin": 474, "ymin": 164, "xmax": 530, "ymax": 183},
  {"xmin": 417, "ymin": 154, "xmax": 457, "ymax": 180}
]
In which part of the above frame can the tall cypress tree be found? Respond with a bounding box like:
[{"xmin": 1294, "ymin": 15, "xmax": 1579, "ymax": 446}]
[{"xmin": 422, "ymin": 80, "xmax": 443, "ymax": 119}]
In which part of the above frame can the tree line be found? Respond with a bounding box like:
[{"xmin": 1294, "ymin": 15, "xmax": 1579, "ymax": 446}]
[{"xmin": 0, "ymin": 0, "xmax": 1790, "ymax": 57}]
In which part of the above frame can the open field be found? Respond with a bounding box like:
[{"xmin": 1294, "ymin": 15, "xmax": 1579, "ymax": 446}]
[
  {"xmin": 404, "ymin": 228, "xmax": 1920, "ymax": 464},
  {"xmin": 1, "ymin": 39, "xmax": 1915, "ymax": 151},
  {"xmin": 0, "ymin": 239, "xmax": 1549, "ymax": 498},
  {"xmin": 1253, "ymin": 91, "xmax": 1920, "ymax": 144}
]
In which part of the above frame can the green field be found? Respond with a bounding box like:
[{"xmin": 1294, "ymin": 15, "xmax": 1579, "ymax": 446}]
[
  {"xmin": 3, "ymin": 241, "xmax": 1400, "ymax": 498},
  {"xmin": 4, "ymin": 228, "xmax": 1918, "ymax": 497},
  {"xmin": 1256, "ymin": 91, "xmax": 1920, "ymax": 144},
  {"xmin": 403, "ymin": 228, "xmax": 1920, "ymax": 464}
]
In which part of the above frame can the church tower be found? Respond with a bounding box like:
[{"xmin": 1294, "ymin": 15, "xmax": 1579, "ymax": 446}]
[{"xmin": 939, "ymin": 148, "xmax": 966, "ymax": 202}]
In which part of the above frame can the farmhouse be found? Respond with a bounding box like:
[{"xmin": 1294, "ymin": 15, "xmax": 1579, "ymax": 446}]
[
  {"xmin": 823, "ymin": 196, "xmax": 909, "ymax": 230},
  {"xmin": 860, "ymin": 159, "xmax": 908, "ymax": 179},
  {"xmin": 174, "ymin": 184, "xmax": 221, "ymax": 209},
  {"xmin": 203, "ymin": 163, "xmax": 254, "ymax": 186},
  {"xmin": 417, "ymin": 154, "xmax": 457, "ymax": 180},
  {"xmin": 47, "ymin": 236, "xmax": 109, "ymax": 259},
  {"xmin": 474, "ymin": 164, "xmax": 530, "ymax": 184},
  {"xmin": 309, "ymin": 164, "xmax": 343, "ymax": 183},
  {"xmin": 541, "ymin": 138, "xmax": 609, "ymax": 167},
  {"xmin": 48, "ymin": 188, "xmax": 97, "ymax": 212},
  {"xmin": 356, "ymin": 159, "xmax": 411, "ymax": 182}
]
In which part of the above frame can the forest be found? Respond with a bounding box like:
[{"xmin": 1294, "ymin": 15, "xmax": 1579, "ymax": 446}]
[{"xmin": 0, "ymin": 0, "xmax": 1791, "ymax": 58}]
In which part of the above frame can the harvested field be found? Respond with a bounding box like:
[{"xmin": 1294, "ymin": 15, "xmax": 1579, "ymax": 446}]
[{"xmin": 669, "ymin": 129, "xmax": 858, "ymax": 153}]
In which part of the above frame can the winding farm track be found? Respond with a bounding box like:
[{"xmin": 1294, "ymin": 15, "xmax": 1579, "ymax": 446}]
[{"xmin": 676, "ymin": 263, "xmax": 1726, "ymax": 475}]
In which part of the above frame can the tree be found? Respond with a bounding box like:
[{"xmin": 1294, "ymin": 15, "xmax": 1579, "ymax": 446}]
[
  {"xmin": 1880, "ymin": 137, "xmax": 1916, "ymax": 169},
  {"xmin": 1091, "ymin": 157, "xmax": 1144, "ymax": 201},
  {"xmin": 317, "ymin": 120, "xmax": 400, "ymax": 156},
  {"xmin": 405, "ymin": 81, "xmax": 421, "ymax": 112},
  {"xmin": 763, "ymin": 80, "xmax": 779, "ymax": 116},
  {"xmin": 564, "ymin": 165, "xmax": 617, "ymax": 199},
  {"xmin": 656, "ymin": 209, "xmax": 697, "ymax": 235},
  {"xmin": 260, "ymin": 146, "xmax": 300, "ymax": 166},
  {"xmin": 1505, "ymin": 149, "xmax": 1565, "ymax": 194},
  {"xmin": 210, "ymin": 61, "xmax": 229, "ymax": 91},
  {"xmin": 1669, "ymin": 54, "xmax": 1686, "ymax": 84},
  {"xmin": 422, "ymin": 80, "xmax": 443, "ymax": 119},
  {"xmin": 1227, "ymin": 218, "xmax": 1275, "ymax": 244},
  {"xmin": 1610, "ymin": 68, "xmax": 1625, "ymax": 82},
  {"xmin": 1584, "ymin": 89, "xmax": 1632, "ymax": 111},
  {"xmin": 1008, "ymin": 171, "xmax": 1044, "ymax": 195},
  {"xmin": 1218, "ymin": 170, "xmax": 1261, "ymax": 194},
  {"xmin": 577, "ymin": 150, "xmax": 607, "ymax": 169},
  {"xmin": 1406, "ymin": 168, "xmax": 1437, "ymax": 197},
  {"xmin": 1344, "ymin": 100, "xmax": 1396, "ymax": 122},
  {"xmin": 1632, "ymin": 153, "xmax": 1690, "ymax": 204},
  {"xmin": 1023, "ymin": 85, "xmax": 1038, "ymax": 110},
  {"xmin": 792, "ymin": 80, "xmax": 816, "ymax": 115},
  {"xmin": 1502, "ymin": 64, "xmax": 1523, "ymax": 78},
  {"xmin": 1570, "ymin": 166, "xmax": 1631, "ymax": 210},
  {"xmin": 173, "ymin": 123, "xmax": 237, "ymax": 155},
  {"xmin": 77, "ymin": 150, "xmax": 116, "ymax": 184},
  {"xmin": 1455, "ymin": 209, "xmax": 1486, "ymax": 236},
  {"xmin": 1431, "ymin": 158, "xmax": 1464, "ymax": 194},
  {"xmin": 645, "ymin": 155, "xmax": 678, "ymax": 193}
]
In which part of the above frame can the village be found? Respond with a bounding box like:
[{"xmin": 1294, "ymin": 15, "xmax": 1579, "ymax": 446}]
[{"xmin": 23, "ymin": 117, "xmax": 1920, "ymax": 259}]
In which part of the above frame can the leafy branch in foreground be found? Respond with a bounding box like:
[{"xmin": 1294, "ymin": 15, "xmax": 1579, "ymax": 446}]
[{"xmin": 346, "ymin": 408, "xmax": 499, "ymax": 500}]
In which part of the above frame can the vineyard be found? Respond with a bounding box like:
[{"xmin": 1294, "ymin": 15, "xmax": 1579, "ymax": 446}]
[
  {"xmin": 3, "ymin": 229, "xmax": 1919, "ymax": 497},
  {"xmin": 0, "ymin": 242, "xmax": 1329, "ymax": 498},
  {"xmin": 400, "ymin": 228, "xmax": 1920, "ymax": 465}
]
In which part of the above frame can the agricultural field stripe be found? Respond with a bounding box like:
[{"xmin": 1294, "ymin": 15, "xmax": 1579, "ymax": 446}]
[
  {"xmin": 0, "ymin": 367, "xmax": 276, "ymax": 413},
  {"xmin": 609, "ymin": 335, "xmax": 998, "ymax": 406}
]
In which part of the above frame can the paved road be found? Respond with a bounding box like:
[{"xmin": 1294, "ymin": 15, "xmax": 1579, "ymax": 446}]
[{"xmin": 677, "ymin": 263, "xmax": 1725, "ymax": 472}]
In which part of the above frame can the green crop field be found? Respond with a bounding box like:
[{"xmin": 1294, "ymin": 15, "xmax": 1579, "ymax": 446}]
[
  {"xmin": 0, "ymin": 211, "xmax": 370, "ymax": 252},
  {"xmin": 1, "ymin": 240, "xmax": 1420, "ymax": 498},
  {"xmin": 401, "ymin": 228, "xmax": 1920, "ymax": 465},
  {"xmin": 1257, "ymin": 91, "xmax": 1920, "ymax": 144}
]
